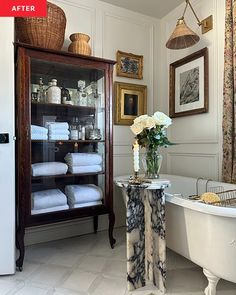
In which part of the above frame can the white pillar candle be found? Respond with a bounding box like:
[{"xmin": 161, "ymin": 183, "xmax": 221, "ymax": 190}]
[{"xmin": 133, "ymin": 140, "xmax": 140, "ymax": 172}]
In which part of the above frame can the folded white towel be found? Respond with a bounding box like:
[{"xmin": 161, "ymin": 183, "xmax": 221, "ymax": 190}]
[
  {"xmin": 49, "ymin": 135, "xmax": 69, "ymax": 140},
  {"xmin": 49, "ymin": 129, "xmax": 70, "ymax": 135},
  {"xmin": 31, "ymin": 204, "xmax": 69, "ymax": 215},
  {"xmin": 65, "ymin": 184, "xmax": 103, "ymax": 204},
  {"xmin": 68, "ymin": 201, "xmax": 102, "ymax": 209},
  {"xmin": 47, "ymin": 122, "xmax": 69, "ymax": 130},
  {"xmin": 31, "ymin": 125, "xmax": 48, "ymax": 135},
  {"xmin": 31, "ymin": 189, "xmax": 67, "ymax": 210},
  {"xmin": 64, "ymin": 153, "xmax": 102, "ymax": 166},
  {"xmin": 31, "ymin": 134, "xmax": 48, "ymax": 140},
  {"xmin": 68, "ymin": 165, "xmax": 102, "ymax": 174},
  {"xmin": 31, "ymin": 162, "xmax": 68, "ymax": 176}
]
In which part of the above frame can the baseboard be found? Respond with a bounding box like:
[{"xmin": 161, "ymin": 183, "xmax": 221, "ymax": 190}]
[{"xmin": 25, "ymin": 215, "xmax": 109, "ymax": 245}]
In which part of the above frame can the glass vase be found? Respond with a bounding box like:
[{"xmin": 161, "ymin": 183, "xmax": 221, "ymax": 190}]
[{"xmin": 142, "ymin": 148, "xmax": 162, "ymax": 179}]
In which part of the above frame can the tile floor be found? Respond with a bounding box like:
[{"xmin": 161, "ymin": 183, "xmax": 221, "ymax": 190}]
[{"xmin": 0, "ymin": 227, "xmax": 236, "ymax": 295}]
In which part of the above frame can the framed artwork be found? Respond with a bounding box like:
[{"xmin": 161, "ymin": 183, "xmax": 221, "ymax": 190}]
[
  {"xmin": 114, "ymin": 82, "xmax": 147, "ymax": 125},
  {"xmin": 116, "ymin": 50, "xmax": 143, "ymax": 79},
  {"xmin": 169, "ymin": 47, "xmax": 208, "ymax": 118}
]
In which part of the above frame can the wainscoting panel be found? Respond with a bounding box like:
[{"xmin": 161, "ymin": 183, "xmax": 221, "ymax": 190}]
[{"xmin": 167, "ymin": 152, "xmax": 219, "ymax": 180}]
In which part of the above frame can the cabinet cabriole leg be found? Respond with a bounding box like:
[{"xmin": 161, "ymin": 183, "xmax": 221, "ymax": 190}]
[
  {"xmin": 108, "ymin": 211, "xmax": 116, "ymax": 248},
  {"xmin": 93, "ymin": 216, "xmax": 98, "ymax": 233},
  {"xmin": 16, "ymin": 227, "xmax": 25, "ymax": 271}
]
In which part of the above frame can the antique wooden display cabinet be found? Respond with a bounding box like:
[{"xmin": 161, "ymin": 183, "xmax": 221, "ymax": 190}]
[{"xmin": 15, "ymin": 43, "xmax": 116, "ymax": 270}]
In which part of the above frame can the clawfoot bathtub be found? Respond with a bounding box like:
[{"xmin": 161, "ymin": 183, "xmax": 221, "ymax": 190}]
[{"xmin": 163, "ymin": 174, "xmax": 236, "ymax": 295}]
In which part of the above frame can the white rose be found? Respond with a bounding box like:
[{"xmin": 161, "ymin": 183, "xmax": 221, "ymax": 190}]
[
  {"xmin": 152, "ymin": 111, "xmax": 172, "ymax": 127},
  {"xmin": 133, "ymin": 114, "xmax": 149, "ymax": 124},
  {"xmin": 130, "ymin": 122, "xmax": 144, "ymax": 135},
  {"xmin": 143, "ymin": 117, "xmax": 156, "ymax": 129}
]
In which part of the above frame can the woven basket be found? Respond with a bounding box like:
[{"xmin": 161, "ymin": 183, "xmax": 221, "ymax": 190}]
[{"xmin": 15, "ymin": 2, "xmax": 66, "ymax": 50}]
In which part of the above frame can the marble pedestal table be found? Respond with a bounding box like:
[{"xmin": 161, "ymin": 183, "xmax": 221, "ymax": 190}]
[{"xmin": 115, "ymin": 176, "xmax": 170, "ymax": 293}]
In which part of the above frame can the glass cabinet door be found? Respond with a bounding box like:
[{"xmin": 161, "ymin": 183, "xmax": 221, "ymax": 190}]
[{"xmin": 30, "ymin": 58, "xmax": 106, "ymax": 215}]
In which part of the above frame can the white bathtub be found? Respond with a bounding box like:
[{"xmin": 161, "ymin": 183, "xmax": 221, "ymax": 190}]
[{"xmin": 162, "ymin": 174, "xmax": 236, "ymax": 295}]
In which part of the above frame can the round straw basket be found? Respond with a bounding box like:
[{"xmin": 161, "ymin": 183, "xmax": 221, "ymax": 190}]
[{"xmin": 15, "ymin": 2, "xmax": 66, "ymax": 50}]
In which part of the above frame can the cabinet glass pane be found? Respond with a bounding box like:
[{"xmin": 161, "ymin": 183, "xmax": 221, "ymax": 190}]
[{"xmin": 30, "ymin": 58, "xmax": 105, "ymax": 215}]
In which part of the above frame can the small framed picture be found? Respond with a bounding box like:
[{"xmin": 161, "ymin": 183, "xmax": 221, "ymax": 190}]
[
  {"xmin": 169, "ymin": 47, "xmax": 209, "ymax": 118},
  {"xmin": 114, "ymin": 82, "xmax": 147, "ymax": 125},
  {"xmin": 116, "ymin": 50, "xmax": 143, "ymax": 79}
]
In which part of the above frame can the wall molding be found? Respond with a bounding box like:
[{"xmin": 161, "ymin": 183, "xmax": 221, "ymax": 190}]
[
  {"xmin": 167, "ymin": 151, "xmax": 219, "ymax": 180},
  {"xmin": 54, "ymin": 0, "xmax": 96, "ymax": 53}
]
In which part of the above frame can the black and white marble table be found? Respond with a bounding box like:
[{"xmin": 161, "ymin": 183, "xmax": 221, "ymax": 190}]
[{"xmin": 115, "ymin": 176, "xmax": 170, "ymax": 293}]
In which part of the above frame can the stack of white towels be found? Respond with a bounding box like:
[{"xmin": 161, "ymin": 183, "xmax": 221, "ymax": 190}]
[
  {"xmin": 31, "ymin": 125, "xmax": 48, "ymax": 140},
  {"xmin": 65, "ymin": 184, "xmax": 103, "ymax": 208},
  {"xmin": 64, "ymin": 153, "xmax": 103, "ymax": 174},
  {"xmin": 31, "ymin": 189, "xmax": 69, "ymax": 215},
  {"xmin": 47, "ymin": 122, "xmax": 70, "ymax": 140},
  {"xmin": 31, "ymin": 162, "xmax": 68, "ymax": 176}
]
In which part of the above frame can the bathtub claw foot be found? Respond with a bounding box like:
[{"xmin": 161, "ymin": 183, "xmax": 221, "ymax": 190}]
[{"xmin": 203, "ymin": 268, "xmax": 220, "ymax": 295}]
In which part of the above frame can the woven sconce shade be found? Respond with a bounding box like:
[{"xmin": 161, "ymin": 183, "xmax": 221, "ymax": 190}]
[{"xmin": 166, "ymin": 18, "xmax": 200, "ymax": 50}]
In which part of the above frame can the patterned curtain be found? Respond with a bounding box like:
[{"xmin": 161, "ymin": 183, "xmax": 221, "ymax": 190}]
[{"xmin": 222, "ymin": 0, "xmax": 236, "ymax": 183}]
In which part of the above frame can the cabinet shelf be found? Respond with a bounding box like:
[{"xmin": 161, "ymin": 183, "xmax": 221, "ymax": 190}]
[
  {"xmin": 31, "ymin": 101, "xmax": 96, "ymax": 115},
  {"xmin": 32, "ymin": 171, "xmax": 105, "ymax": 180},
  {"xmin": 31, "ymin": 139, "xmax": 105, "ymax": 143}
]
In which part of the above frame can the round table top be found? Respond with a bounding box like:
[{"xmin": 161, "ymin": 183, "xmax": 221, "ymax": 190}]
[{"xmin": 114, "ymin": 175, "xmax": 170, "ymax": 190}]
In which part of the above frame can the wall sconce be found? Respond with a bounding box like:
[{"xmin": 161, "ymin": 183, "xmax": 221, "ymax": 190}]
[{"xmin": 166, "ymin": 0, "xmax": 213, "ymax": 50}]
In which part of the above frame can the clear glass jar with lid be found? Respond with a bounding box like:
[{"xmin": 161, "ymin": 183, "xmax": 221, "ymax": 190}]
[{"xmin": 47, "ymin": 79, "xmax": 61, "ymax": 104}]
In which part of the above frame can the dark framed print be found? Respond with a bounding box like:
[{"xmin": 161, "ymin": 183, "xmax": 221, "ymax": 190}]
[
  {"xmin": 116, "ymin": 50, "xmax": 143, "ymax": 79},
  {"xmin": 114, "ymin": 82, "xmax": 147, "ymax": 125},
  {"xmin": 169, "ymin": 47, "xmax": 209, "ymax": 118}
]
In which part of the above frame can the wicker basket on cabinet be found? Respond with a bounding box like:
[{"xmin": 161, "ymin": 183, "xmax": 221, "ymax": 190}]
[{"xmin": 15, "ymin": 2, "xmax": 66, "ymax": 50}]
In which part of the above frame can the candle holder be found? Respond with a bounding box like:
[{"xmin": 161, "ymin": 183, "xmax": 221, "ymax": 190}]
[{"xmin": 128, "ymin": 171, "xmax": 151, "ymax": 185}]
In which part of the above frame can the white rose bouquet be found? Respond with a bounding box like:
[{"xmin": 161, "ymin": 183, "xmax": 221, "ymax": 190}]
[
  {"xmin": 130, "ymin": 111, "xmax": 173, "ymax": 149},
  {"xmin": 130, "ymin": 111, "xmax": 173, "ymax": 178}
]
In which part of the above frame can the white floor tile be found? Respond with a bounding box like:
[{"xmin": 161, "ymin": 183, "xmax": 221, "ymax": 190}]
[
  {"xmin": 89, "ymin": 276, "xmax": 126, "ymax": 295},
  {"xmin": 12, "ymin": 285, "xmax": 49, "ymax": 295},
  {"xmin": 166, "ymin": 248, "xmax": 197, "ymax": 270},
  {"xmin": 102, "ymin": 259, "xmax": 126, "ymax": 278},
  {"xmin": 77, "ymin": 255, "xmax": 107, "ymax": 273},
  {"xmin": 47, "ymin": 251, "xmax": 83, "ymax": 268},
  {"xmin": 25, "ymin": 246, "xmax": 57, "ymax": 264},
  {"xmin": 167, "ymin": 268, "xmax": 206, "ymax": 293},
  {"xmin": 0, "ymin": 279, "xmax": 21, "ymax": 295},
  {"xmin": 29, "ymin": 264, "xmax": 70, "ymax": 287},
  {"xmin": 58, "ymin": 269, "xmax": 97, "ymax": 293}
]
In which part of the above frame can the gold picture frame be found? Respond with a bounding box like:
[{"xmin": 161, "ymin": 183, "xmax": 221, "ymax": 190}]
[
  {"xmin": 116, "ymin": 50, "xmax": 143, "ymax": 79},
  {"xmin": 114, "ymin": 82, "xmax": 147, "ymax": 125}
]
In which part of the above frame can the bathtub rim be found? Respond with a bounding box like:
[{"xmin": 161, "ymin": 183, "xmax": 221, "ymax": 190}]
[{"xmin": 165, "ymin": 193, "xmax": 236, "ymax": 218}]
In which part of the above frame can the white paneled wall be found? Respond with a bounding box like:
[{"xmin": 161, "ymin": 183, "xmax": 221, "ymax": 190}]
[
  {"xmin": 158, "ymin": 0, "xmax": 225, "ymax": 181},
  {"xmin": 25, "ymin": 0, "xmax": 160, "ymax": 244},
  {"xmin": 1, "ymin": 0, "xmax": 225, "ymax": 246}
]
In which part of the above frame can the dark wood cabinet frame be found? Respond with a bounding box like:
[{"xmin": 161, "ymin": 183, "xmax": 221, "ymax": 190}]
[{"xmin": 15, "ymin": 43, "xmax": 116, "ymax": 271}]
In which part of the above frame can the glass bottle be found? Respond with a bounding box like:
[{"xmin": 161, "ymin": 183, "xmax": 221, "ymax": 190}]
[
  {"xmin": 88, "ymin": 81, "xmax": 97, "ymax": 107},
  {"xmin": 31, "ymin": 87, "xmax": 39, "ymax": 102},
  {"xmin": 81, "ymin": 126, "xmax": 86, "ymax": 140},
  {"xmin": 38, "ymin": 78, "xmax": 46, "ymax": 102},
  {"xmin": 47, "ymin": 79, "xmax": 61, "ymax": 104},
  {"xmin": 77, "ymin": 80, "xmax": 87, "ymax": 106},
  {"xmin": 61, "ymin": 86, "xmax": 72, "ymax": 105},
  {"xmin": 70, "ymin": 117, "xmax": 79, "ymax": 140},
  {"xmin": 78, "ymin": 123, "xmax": 82, "ymax": 140}
]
